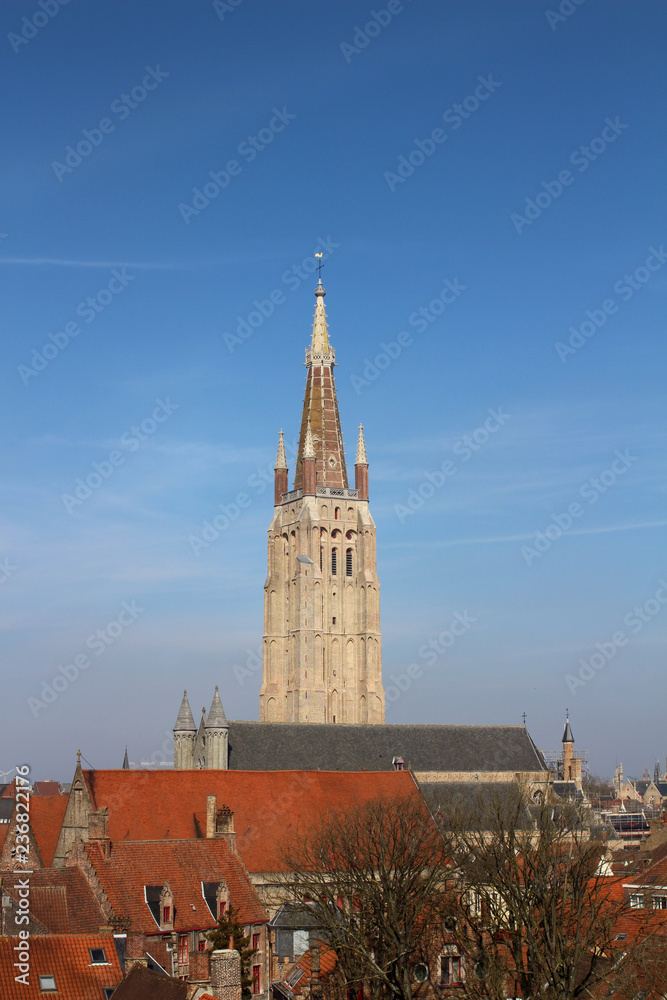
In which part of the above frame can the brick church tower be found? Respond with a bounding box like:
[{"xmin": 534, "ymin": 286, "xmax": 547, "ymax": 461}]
[{"xmin": 259, "ymin": 279, "xmax": 385, "ymax": 724}]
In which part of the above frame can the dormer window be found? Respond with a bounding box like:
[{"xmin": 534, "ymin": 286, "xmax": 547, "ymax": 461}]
[
  {"xmin": 89, "ymin": 947, "xmax": 107, "ymax": 964},
  {"xmin": 146, "ymin": 884, "xmax": 174, "ymax": 929}
]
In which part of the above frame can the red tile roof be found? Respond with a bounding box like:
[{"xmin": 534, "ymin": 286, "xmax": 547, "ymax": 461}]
[
  {"xmin": 33, "ymin": 781, "xmax": 61, "ymax": 796},
  {"xmin": 108, "ymin": 962, "xmax": 187, "ymax": 999},
  {"xmin": 0, "ymin": 934, "xmax": 122, "ymax": 998},
  {"xmin": 82, "ymin": 769, "xmax": 420, "ymax": 872},
  {"xmin": 84, "ymin": 837, "xmax": 266, "ymax": 933},
  {"xmin": 2, "ymin": 867, "xmax": 108, "ymax": 934},
  {"xmin": 29, "ymin": 794, "xmax": 69, "ymax": 867}
]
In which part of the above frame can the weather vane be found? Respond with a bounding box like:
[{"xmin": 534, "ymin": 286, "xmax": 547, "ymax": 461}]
[{"xmin": 315, "ymin": 251, "xmax": 324, "ymax": 282}]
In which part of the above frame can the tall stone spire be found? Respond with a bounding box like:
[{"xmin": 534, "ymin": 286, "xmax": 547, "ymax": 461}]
[
  {"xmin": 260, "ymin": 277, "xmax": 385, "ymax": 726},
  {"xmin": 293, "ymin": 281, "xmax": 348, "ymax": 490}
]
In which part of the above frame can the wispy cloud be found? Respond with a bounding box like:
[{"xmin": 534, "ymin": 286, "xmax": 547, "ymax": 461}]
[
  {"xmin": 386, "ymin": 519, "xmax": 667, "ymax": 549},
  {"xmin": 0, "ymin": 256, "xmax": 199, "ymax": 270}
]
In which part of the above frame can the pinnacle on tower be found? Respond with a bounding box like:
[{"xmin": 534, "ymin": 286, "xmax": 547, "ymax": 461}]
[
  {"xmin": 206, "ymin": 685, "xmax": 228, "ymax": 728},
  {"xmin": 173, "ymin": 690, "xmax": 196, "ymax": 732},
  {"xmin": 122, "ymin": 747, "xmax": 129, "ymax": 770},
  {"xmin": 275, "ymin": 429, "xmax": 287, "ymax": 470},
  {"xmin": 303, "ymin": 419, "xmax": 315, "ymax": 459},
  {"xmin": 356, "ymin": 424, "xmax": 368, "ymax": 465}
]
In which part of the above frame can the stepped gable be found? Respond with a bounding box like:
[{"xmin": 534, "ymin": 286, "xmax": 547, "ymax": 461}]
[
  {"xmin": 0, "ymin": 934, "xmax": 122, "ymax": 999},
  {"xmin": 81, "ymin": 768, "xmax": 419, "ymax": 872},
  {"xmin": 225, "ymin": 722, "xmax": 547, "ymax": 773},
  {"xmin": 83, "ymin": 837, "xmax": 266, "ymax": 932}
]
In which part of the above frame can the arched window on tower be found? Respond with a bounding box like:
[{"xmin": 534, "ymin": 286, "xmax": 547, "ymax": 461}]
[
  {"xmin": 346, "ymin": 548, "xmax": 353, "ymax": 577},
  {"xmin": 331, "ymin": 548, "xmax": 337, "ymax": 575},
  {"xmin": 335, "ymin": 507, "xmax": 340, "ymax": 520}
]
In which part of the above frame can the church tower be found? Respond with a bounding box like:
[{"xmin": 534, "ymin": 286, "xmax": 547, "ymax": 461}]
[{"xmin": 259, "ymin": 279, "xmax": 385, "ymax": 724}]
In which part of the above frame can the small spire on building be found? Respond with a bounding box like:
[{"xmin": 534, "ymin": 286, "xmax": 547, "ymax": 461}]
[
  {"xmin": 303, "ymin": 420, "xmax": 315, "ymax": 460},
  {"xmin": 206, "ymin": 686, "xmax": 228, "ymax": 728},
  {"xmin": 174, "ymin": 690, "xmax": 196, "ymax": 732},
  {"xmin": 275, "ymin": 429, "xmax": 287, "ymax": 470},
  {"xmin": 122, "ymin": 747, "xmax": 129, "ymax": 770},
  {"xmin": 356, "ymin": 424, "xmax": 368, "ymax": 465},
  {"xmin": 562, "ymin": 710, "xmax": 574, "ymax": 744}
]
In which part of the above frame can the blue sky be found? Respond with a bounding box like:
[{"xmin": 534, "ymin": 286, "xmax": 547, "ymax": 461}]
[{"xmin": 1, "ymin": 0, "xmax": 665, "ymax": 782}]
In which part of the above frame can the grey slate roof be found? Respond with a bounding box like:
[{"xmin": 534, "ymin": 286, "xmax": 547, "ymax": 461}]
[
  {"xmin": 206, "ymin": 685, "xmax": 228, "ymax": 728},
  {"xmin": 562, "ymin": 719, "xmax": 574, "ymax": 743},
  {"xmin": 226, "ymin": 722, "xmax": 547, "ymax": 774},
  {"xmin": 173, "ymin": 689, "xmax": 196, "ymax": 732}
]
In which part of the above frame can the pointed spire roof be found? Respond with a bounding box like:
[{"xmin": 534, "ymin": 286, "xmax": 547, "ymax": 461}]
[
  {"xmin": 122, "ymin": 747, "xmax": 130, "ymax": 770},
  {"xmin": 206, "ymin": 685, "xmax": 228, "ymax": 728},
  {"xmin": 303, "ymin": 420, "xmax": 315, "ymax": 459},
  {"xmin": 562, "ymin": 713, "xmax": 574, "ymax": 743},
  {"xmin": 310, "ymin": 280, "xmax": 330, "ymax": 354},
  {"xmin": 174, "ymin": 690, "xmax": 196, "ymax": 733},
  {"xmin": 356, "ymin": 424, "xmax": 368, "ymax": 465},
  {"xmin": 294, "ymin": 281, "xmax": 348, "ymax": 490},
  {"xmin": 275, "ymin": 429, "xmax": 287, "ymax": 470}
]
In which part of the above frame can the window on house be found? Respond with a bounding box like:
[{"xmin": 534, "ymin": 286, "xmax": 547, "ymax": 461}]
[
  {"xmin": 253, "ymin": 932, "xmax": 260, "ymax": 951},
  {"xmin": 39, "ymin": 976, "xmax": 57, "ymax": 992},
  {"xmin": 440, "ymin": 955, "xmax": 463, "ymax": 985},
  {"xmin": 179, "ymin": 935, "xmax": 188, "ymax": 964},
  {"xmin": 331, "ymin": 549, "xmax": 337, "ymax": 575},
  {"xmin": 253, "ymin": 965, "xmax": 261, "ymax": 994},
  {"xmin": 220, "ymin": 900, "xmax": 227, "ymax": 916},
  {"xmin": 653, "ymin": 895, "xmax": 667, "ymax": 909},
  {"xmin": 630, "ymin": 893, "xmax": 644, "ymax": 908},
  {"xmin": 199, "ymin": 939, "xmax": 207, "ymax": 952},
  {"xmin": 104, "ymin": 990, "xmax": 115, "ymax": 1000},
  {"xmin": 89, "ymin": 947, "xmax": 107, "ymax": 964},
  {"xmin": 346, "ymin": 548, "xmax": 353, "ymax": 576},
  {"xmin": 163, "ymin": 905, "xmax": 171, "ymax": 923}
]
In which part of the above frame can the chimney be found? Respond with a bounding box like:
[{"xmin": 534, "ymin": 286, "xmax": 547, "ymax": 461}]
[
  {"xmin": 210, "ymin": 948, "xmax": 242, "ymax": 1000},
  {"xmin": 207, "ymin": 795, "xmax": 217, "ymax": 839},
  {"xmin": 88, "ymin": 808, "xmax": 111, "ymax": 858}
]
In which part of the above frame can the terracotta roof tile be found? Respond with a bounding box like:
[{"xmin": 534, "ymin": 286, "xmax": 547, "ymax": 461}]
[
  {"xmin": 82, "ymin": 769, "xmax": 419, "ymax": 872},
  {"xmin": 2, "ymin": 867, "xmax": 108, "ymax": 934},
  {"xmin": 109, "ymin": 962, "xmax": 187, "ymax": 999},
  {"xmin": 84, "ymin": 837, "xmax": 266, "ymax": 933},
  {"xmin": 0, "ymin": 933, "xmax": 122, "ymax": 999},
  {"xmin": 26, "ymin": 794, "xmax": 69, "ymax": 867}
]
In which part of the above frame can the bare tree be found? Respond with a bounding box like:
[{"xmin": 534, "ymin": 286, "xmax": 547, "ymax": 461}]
[
  {"xmin": 438, "ymin": 783, "xmax": 658, "ymax": 1000},
  {"xmin": 280, "ymin": 794, "xmax": 452, "ymax": 1000}
]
